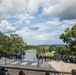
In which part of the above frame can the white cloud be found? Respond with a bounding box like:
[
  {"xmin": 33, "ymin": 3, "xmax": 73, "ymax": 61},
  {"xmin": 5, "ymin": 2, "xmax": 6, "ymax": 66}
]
[
  {"xmin": 62, "ymin": 20, "xmax": 76, "ymax": 25},
  {"xmin": 0, "ymin": 0, "xmax": 76, "ymax": 22},
  {"xmin": 41, "ymin": 0, "xmax": 76, "ymax": 20},
  {"xmin": 0, "ymin": 0, "xmax": 58, "ymax": 17},
  {"xmin": 0, "ymin": 0, "xmax": 36, "ymax": 24},
  {"xmin": 0, "ymin": 0, "xmax": 29, "ymax": 21},
  {"xmin": 26, "ymin": 0, "xmax": 60, "ymax": 15},
  {"xmin": 18, "ymin": 14, "xmax": 34, "ymax": 24},
  {"xmin": 0, "ymin": 0, "xmax": 75, "ymax": 23},
  {"xmin": 15, "ymin": 22, "xmax": 62, "ymax": 44},
  {"xmin": 26, "ymin": 0, "xmax": 40, "ymax": 15},
  {"xmin": 46, "ymin": 19, "xmax": 76, "ymax": 28},
  {"xmin": 0, "ymin": 0, "xmax": 76, "ymax": 45},
  {"xmin": 15, "ymin": 18, "xmax": 76, "ymax": 44},
  {"xmin": 0, "ymin": 20, "xmax": 21, "ymax": 33},
  {"xmin": 46, "ymin": 20, "xmax": 61, "ymax": 26},
  {"xmin": 0, "ymin": 0, "xmax": 27, "ymax": 15}
]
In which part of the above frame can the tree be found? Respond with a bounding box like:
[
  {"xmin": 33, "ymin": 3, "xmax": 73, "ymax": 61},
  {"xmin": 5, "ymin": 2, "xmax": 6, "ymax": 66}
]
[
  {"xmin": 60, "ymin": 24, "xmax": 76, "ymax": 55},
  {"xmin": 49, "ymin": 45, "xmax": 57, "ymax": 52},
  {"xmin": 0, "ymin": 31, "xmax": 26, "ymax": 57},
  {"xmin": 9, "ymin": 34, "xmax": 26, "ymax": 55}
]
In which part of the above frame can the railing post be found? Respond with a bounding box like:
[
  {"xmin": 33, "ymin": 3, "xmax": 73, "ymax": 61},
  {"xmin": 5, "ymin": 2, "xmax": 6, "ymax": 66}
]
[
  {"xmin": 21, "ymin": 58, "xmax": 22, "ymax": 62},
  {"xmin": 37, "ymin": 59, "xmax": 39, "ymax": 67},
  {"xmin": 5, "ymin": 59, "xmax": 7, "ymax": 65}
]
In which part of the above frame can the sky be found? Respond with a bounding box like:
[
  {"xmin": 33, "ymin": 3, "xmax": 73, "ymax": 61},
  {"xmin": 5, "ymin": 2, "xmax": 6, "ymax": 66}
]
[{"xmin": 0, "ymin": 0, "xmax": 76, "ymax": 45}]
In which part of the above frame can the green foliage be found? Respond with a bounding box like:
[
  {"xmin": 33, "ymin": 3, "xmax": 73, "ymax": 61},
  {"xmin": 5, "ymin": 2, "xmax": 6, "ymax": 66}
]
[
  {"xmin": 49, "ymin": 45, "xmax": 56, "ymax": 52},
  {"xmin": 0, "ymin": 32, "xmax": 26, "ymax": 57},
  {"xmin": 24, "ymin": 45, "xmax": 47, "ymax": 55},
  {"xmin": 36, "ymin": 47, "xmax": 46, "ymax": 55},
  {"xmin": 49, "ymin": 53, "xmax": 57, "ymax": 60},
  {"xmin": 60, "ymin": 24, "xmax": 76, "ymax": 55}
]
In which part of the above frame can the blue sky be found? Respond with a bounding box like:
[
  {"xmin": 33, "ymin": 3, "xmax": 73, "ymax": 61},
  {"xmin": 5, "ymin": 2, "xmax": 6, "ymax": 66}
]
[{"xmin": 0, "ymin": 0, "xmax": 76, "ymax": 45}]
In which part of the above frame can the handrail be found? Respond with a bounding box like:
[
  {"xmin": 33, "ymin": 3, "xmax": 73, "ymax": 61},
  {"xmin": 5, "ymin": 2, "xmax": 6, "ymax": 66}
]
[{"xmin": 0, "ymin": 66, "xmax": 71, "ymax": 74}]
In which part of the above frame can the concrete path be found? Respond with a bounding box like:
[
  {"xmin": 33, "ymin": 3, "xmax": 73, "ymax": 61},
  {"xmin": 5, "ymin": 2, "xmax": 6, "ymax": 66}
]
[
  {"xmin": 0, "ymin": 57, "xmax": 76, "ymax": 75},
  {"xmin": 0, "ymin": 57, "xmax": 14, "ymax": 64},
  {"xmin": 48, "ymin": 61, "xmax": 76, "ymax": 73}
]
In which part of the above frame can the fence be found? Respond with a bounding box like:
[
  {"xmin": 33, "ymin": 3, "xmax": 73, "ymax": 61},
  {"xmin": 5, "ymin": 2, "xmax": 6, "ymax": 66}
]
[{"xmin": 0, "ymin": 66, "xmax": 71, "ymax": 75}]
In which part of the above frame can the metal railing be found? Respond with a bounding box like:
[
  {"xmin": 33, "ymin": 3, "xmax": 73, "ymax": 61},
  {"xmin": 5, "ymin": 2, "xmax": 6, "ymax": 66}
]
[{"xmin": 0, "ymin": 66, "xmax": 71, "ymax": 75}]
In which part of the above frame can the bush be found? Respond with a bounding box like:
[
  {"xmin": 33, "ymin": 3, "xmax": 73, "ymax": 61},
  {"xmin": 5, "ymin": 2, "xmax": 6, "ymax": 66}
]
[{"xmin": 50, "ymin": 53, "xmax": 57, "ymax": 60}]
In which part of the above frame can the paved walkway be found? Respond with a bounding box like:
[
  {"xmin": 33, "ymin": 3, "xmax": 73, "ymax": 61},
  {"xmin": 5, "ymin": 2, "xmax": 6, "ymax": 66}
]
[
  {"xmin": 0, "ymin": 57, "xmax": 76, "ymax": 75},
  {"xmin": 0, "ymin": 57, "xmax": 40, "ymax": 67},
  {"xmin": 0, "ymin": 57, "xmax": 14, "ymax": 64},
  {"xmin": 48, "ymin": 61, "xmax": 76, "ymax": 73}
]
